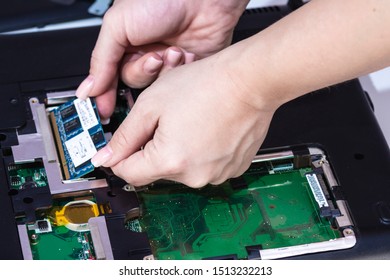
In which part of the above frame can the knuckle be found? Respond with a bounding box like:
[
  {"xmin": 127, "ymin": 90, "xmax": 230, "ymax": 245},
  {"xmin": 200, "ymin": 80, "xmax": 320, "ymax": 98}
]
[
  {"xmin": 102, "ymin": 7, "xmax": 116, "ymax": 24},
  {"xmin": 180, "ymin": 170, "xmax": 213, "ymax": 189},
  {"xmin": 160, "ymin": 156, "xmax": 211, "ymax": 188},
  {"xmin": 185, "ymin": 180, "xmax": 209, "ymax": 189},
  {"xmin": 163, "ymin": 156, "xmax": 187, "ymax": 176},
  {"xmin": 209, "ymin": 169, "xmax": 231, "ymax": 186},
  {"xmin": 209, "ymin": 177, "xmax": 228, "ymax": 186},
  {"xmin": 120, "ymin": 61, "xmax": 142, "ymax": 87},
  {"xmin": 236, "ymin": 161, "xmax": 252, "ymax": 177},
  {"xmin": 184, "ymin": 176, "xmax": 210, "ymax": 189},
  {"xmin": 122, "ymin": 70, "xmax": 153, "ymax": 89}
]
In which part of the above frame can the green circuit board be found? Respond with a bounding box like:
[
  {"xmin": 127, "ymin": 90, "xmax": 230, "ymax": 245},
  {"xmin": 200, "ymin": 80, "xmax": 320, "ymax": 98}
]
[
  {"xmin": 136, "ymin": 160, "xmax": 341, "ymax": 260},
  {"xmin": 26, "ymin": 191, "xmax": 98, "ymax": 260},
  {"xmin": 8, "ymin": 161, "xmax": 48, "ymax": 190},
  {"xmin": 28, "ymin": 224, "xmax": 96, "ymax": 260}
]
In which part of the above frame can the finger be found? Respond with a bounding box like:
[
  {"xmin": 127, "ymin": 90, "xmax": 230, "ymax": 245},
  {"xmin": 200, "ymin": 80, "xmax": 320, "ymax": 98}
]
[
  {"xmin": 121, "ymin": 47, "xmax": 195, "ymax": 84},
  {"xmin": 110, "ymin": 145, "xmax": 160, "ymax": 186},
  {"xmin": 75, "ymin": 75, "xmax": 95, "ymax": 100},
  {"xmin": 119, "ymin": 44, "xmax": 192, "ymax": 89},
  {"xmin": 159, "ymin": 47, "xmax": 185, "ymax": 75},
  {"xmin": 91, "ymin": 97, "xmax": 159, "ymax": 168},
  {"xmin": 120, "ymin": 52, "xmax": 163, "ymax": 88},
  {"xmin": 111, "ymin": 139, "xmax": 209, "ymax": 188},
  {"xmin": 110, "ymin": 135, "xmax": 182, "ymax": 186},
  {"xmin": 76, "ymin": 9, "xmax": 128, "ymax": 100},
  {"xmin": 94, "ymin": 85, "xmax": 117, "ymax": 121},
  {"xmin": 184, "ymin": 52, "xmax": 196, "ymax": 64}
]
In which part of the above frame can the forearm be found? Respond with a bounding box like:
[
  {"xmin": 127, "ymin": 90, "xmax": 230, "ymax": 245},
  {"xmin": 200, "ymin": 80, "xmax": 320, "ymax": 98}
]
[{"xmin": 225, "ymin": 0, "xmax": 390, "ymax": 109}]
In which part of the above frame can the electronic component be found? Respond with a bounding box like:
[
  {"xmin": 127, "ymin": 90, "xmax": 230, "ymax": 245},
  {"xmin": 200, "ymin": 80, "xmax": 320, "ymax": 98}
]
[
  {"xmin": 8, "ymin": 161, "xmax": 48, "ymax": 190},
  {"xmin": 135, "ymin": 149, "xmax": 355, "ymax": 260},
  {"xmin": 28, "ymin": 219, "xmax": 52, "ymax": 234},
  {"xmin": 52, "ymin": 199, "xmax": 99, "ymax": 232},
  {"xmin": 50, "ymin": 97, "xmax": 107, "ymax": 180},
  {"xmin": 25, "ymin": 191, "xmax": 99, "ymax": 260}
]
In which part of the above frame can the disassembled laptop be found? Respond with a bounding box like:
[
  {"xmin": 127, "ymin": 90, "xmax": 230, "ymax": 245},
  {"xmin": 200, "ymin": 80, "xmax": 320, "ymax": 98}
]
[{"xmin": 6, "ymin": 89, "xmax": 355, "ymax": 260}]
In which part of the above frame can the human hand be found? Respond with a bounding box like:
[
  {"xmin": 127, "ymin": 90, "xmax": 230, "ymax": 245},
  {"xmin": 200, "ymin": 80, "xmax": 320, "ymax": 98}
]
[
  {"xmin": 91, "ymin": 51, "xmax": 278, "ymax": 188},
  {"xmin": 76, "ymin": 0, "xmax": 249, "ymax": 120}
]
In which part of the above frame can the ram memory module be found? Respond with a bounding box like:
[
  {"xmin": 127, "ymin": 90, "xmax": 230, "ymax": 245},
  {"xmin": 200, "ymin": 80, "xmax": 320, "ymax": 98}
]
[{"xmin": 50, "ymin": 97, "xmax": 106, "ymax": 180}]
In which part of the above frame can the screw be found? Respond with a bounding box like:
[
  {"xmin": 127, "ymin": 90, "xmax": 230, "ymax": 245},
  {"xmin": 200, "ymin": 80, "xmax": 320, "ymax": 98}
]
[{"xmin": 10, "ymin": 98, "xmax": 18, "ymax": 105}]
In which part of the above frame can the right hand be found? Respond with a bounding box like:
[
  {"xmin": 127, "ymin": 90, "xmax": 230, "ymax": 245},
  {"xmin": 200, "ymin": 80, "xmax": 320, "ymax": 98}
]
[
  {"xmin": 91, "ymin": 49, "xmax": 278, "ymax": 188},
  {"xmin": 76, "ymin": 0, "xmax": 249, "ymax": 120}
]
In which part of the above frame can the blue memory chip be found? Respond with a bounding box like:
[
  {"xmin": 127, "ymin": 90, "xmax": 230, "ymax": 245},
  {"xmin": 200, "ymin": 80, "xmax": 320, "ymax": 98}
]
[{"xmin": 50, "ymin": 97, "xmax": 106, "ymax": 180}]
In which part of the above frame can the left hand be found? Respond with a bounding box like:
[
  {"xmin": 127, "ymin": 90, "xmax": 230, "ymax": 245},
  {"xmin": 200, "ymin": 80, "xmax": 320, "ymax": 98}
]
[{"xmin": 76, "ymin": 0, "xmax": 249, "ymax": 121}]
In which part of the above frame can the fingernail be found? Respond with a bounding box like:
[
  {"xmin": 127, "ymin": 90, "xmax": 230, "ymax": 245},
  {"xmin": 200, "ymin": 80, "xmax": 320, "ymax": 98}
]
[
  {"xmin": 144, "ymin": 56, "xmax": 163, "ymax": 74},
  {"xmin": 76, "ymin": 75, "xmax": 94, "ymax": 100},
  {"xmin": 184, "ymin": 52, "xmax": 196, "ymax": 64},
  {"xmin": 166, "ymin": 49, "xmax": 182, "ymax": 66},
  {"xmin": 91, "ymin": 145, "xmax": 112, "ymax": 167},
  {"xmin": 100, "ymin": 118, "xmax": 110, "ymax": 125}
]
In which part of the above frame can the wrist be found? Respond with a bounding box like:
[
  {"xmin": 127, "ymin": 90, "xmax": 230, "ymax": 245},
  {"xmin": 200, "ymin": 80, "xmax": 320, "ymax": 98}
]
[{"xmin": 217, "ymin": 37, "xmax": 285, "ymax": 114}]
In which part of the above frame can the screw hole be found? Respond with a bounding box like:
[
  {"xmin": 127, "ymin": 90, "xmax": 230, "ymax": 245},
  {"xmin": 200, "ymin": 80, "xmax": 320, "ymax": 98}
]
[{"xmin": 0, "ymin": 134, "xmax": 6, "ymax": 142}]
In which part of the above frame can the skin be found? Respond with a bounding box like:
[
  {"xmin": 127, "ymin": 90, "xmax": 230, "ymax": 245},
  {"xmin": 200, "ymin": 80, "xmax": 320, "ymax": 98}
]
[
  {"xmin": 76, "ymin": 0, "xmax": 250, "ymax": 119},
  {"xmin": 77, "ymin": 0, "xmax": 390, "ymax": 188}
]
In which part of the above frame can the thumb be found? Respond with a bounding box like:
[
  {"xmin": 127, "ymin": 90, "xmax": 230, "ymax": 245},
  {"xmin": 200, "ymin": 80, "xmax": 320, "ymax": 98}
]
[
  {"xmin": 91, "ymin": 99, "xmax": 159, "ymax": 168},
  {"xmin": 109, "ymin": 140, "xmax": 162, "ymax": 186},
  {"xmin": 76, "ymin": 10, "xmax": 127, "ymax": 100}
]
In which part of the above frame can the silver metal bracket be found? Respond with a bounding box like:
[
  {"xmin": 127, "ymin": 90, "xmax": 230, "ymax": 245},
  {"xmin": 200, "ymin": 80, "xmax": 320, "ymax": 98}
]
[{"xmin": 89, "ymin": 0, "xmax": 111, "ymax": 16}]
